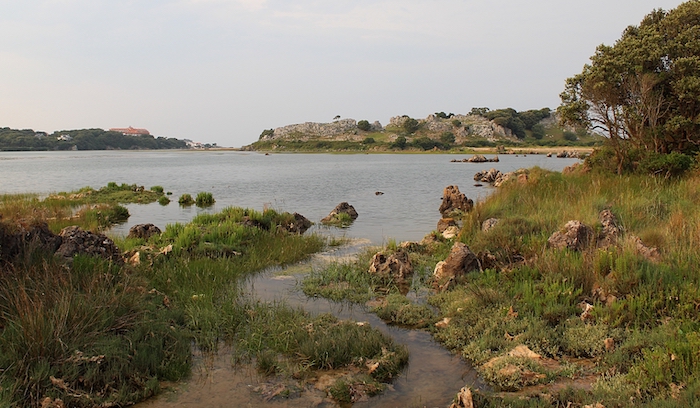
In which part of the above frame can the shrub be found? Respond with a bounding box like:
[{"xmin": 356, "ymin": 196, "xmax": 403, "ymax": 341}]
[
  {"xmin": 563, "ymin": 130, "xmax": 577, "ymax": 141},
  {"xmin": 391, "ymin": 136, "xmax": 407, "ymax": 150},
  {"xmin": 195, "ymin": 192, "xmax": 215, "ymax": 207},
  {"xmin": 531, "ymin": 124, "xmax": 545, "ymax": 140},
  {"xmin": 150, "ymin": 185, "xmax": 164, "ymax": 193},
  {"xmin": 440, "ymin": 132, "xmax": 455, "ymax": 144},
  {"xmin": 178, "ymin": 194, "xmax": 194, "ymax": 205},
  {"xmin": 638, "ymin": 152, "xmax": 693, "ymax": 178},
  {"xmin": 362, "ymin": 137, "xmax": 375, "ymax": 144},
  {"xmin": 158, "ymin": 196, "xmax": 170, "ymax": 205},
  {"xmin": 259, "ymin": 129, "xmax": 274, "ymax": 139},
  {"xmin": 402, "ymin": 117, "xmax": 420, "ymax": 134},
  {"xmin": 451, "ymin": 119, "xmax": 462, "ymax": 127},
  {"xmin": 357, "ymin": 120, "xmax": 371, "ymax": 131}
]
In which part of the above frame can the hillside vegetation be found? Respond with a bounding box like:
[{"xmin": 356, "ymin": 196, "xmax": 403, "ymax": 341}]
[
  {"xmin": 247, "ymin": 109, "xmax": 604, "ymax": 152},
  {"xmin": 0, "ymin": 127, "xmax": 188, "ymax": 151}
]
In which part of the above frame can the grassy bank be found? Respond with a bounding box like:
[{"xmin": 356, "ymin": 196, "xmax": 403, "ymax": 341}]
[
  {"xmin": 0, "ymin": 188, "xmax": 407, "ymax": 406},
  {"xmin": 303, "ymin": 167, "xmax": 700, "ymax": 407}
]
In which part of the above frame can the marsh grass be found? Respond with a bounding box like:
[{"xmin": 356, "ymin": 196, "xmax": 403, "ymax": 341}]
[
  {"xmin": 195, "ymin": 191, "xmax": 215, "ymax": 207},
  {"xmin": 302, "ymin": 167, "xmax": 700, "ymax": 406}
]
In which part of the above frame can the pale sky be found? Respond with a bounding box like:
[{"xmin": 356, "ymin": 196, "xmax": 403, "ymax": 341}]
[{"xmin": 0, "ymin": 1, "xmax": 688, "ymax": 147}]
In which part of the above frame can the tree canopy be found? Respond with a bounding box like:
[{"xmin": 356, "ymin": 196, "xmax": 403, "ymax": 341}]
[{"xmin": 558, "ymin": 1, "xmax": 700, "ymax": 173}]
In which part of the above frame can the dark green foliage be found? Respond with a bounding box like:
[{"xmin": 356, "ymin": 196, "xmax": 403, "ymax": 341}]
[
  {"xmin": 470, "ymin": 107, "xmax": 490, "ymax": 117},
  {"xmin": 259, "ymin": 129, "xmax": 274, "ymax": 139},
  {"xmin": 563, "ymin": 130, "xmax": 577, "ymax": 141},
  {"xmin": 435, "ymin": 112, "xmax": 454, "ymax": 119},
  {"xmin": 150, "ymin": 185, "xmax": 164, "ymax": 193},
  {"xmin": 158, "ymin": 196, "xmax": 170, "ymax": 205},
  {"xmin": 412, "ymin": 136, "xmax": 447, "ymax": 151},
  {"xmin": 440, "ymin": 132, "xmax": 456, "ymax": 144},
  {"xmin": 531, "ymin": 124, "xmax": 546, "ymax": 140},
  {"xmin": 391, "ymin": 136, "xmax": 407, "ymax": 150},
  {"xmin": 402, "ymin": 117, "xmax": 420, "ymax": 134},
  {"xmin": 357, "ymin": 120, "xmax": 371, "ymax": 131},
  {"xmin": 451, "ymin": 119, "xmax": 462, "ymax": 127},
  {"xmin": 638, "ymin": 152, "xmax": 693, "ymax": 178},
  {"xmin": 362, "ymin": 137, "xmax": 375, "ymax": 144},
  {"xmin": 178, "ymin": 194, "xmax": 194, "ymax": 205},
  {"xmin": 0, "ymin": 127, "xmax": 187, "ymax": 151}
]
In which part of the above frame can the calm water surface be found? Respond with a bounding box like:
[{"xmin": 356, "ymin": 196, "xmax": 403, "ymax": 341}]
[{"xmin": 0, "ymin": 150, "xmax": 579, "ymax": 244}]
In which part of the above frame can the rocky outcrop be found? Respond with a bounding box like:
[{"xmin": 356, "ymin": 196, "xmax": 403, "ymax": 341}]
[
  {"xmin": 261, "ymin": 119, "xmax": 362, "ymax": 141},
  {"xmin": 474, "ymin": 168, "xmax": 502, "ymax": 184},
  {"xmin": 439, "ymin": 186, "xmax": 473, "ymax": 216},
  {"xmin": 598, "ymin": 210, "xmax": 620, "ymax": 247},
  {"xmin": 547, "ymin": 221, "xmax": 595, "ymax": 251},
  {"xmin": 368, "ymin": 249, "xmax": 413, "ymax": 290},
  {"xmin": 451, "ymin": 155, "xmax": 499, "ymax": 163},
  {"xmin": 433, "ymin": 242, "xmax": 480, "ymax": 282},
  {"xmin": 437, "ymin": 218, "xmax": 457, "ymax": 233},
  {"xmin": 321, "ymin": 202, "xmax": 358, "ymax": 224},
  {"xmin": 57, "ymin": 226, "xmax": 124, "ymax": 264},
  {"xmin": 127, "ymin": 223, "xmax": 162, "ymax": 240},
  {"xmin": 281, "ymin": 213, "xmax": 312, "ymax": 234},
  {"xmin": 630, "ymin": 235, "xmax": 661, "ymax": 262},
  {"xmin": 449, "ymin": 386, "xmax": 474, "ymax": 408}
]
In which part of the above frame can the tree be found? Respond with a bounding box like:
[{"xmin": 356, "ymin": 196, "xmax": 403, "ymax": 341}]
[
  {"xmin": 392, "ymin": 136, "xmax": 407, "ymax": 149},
  {"xmin": 558, "ymin": 1, "xmax": 700, "ymax": 173},
  {"xmin": 531, "ymin": 124, "xmax": 546, "ymax": 140},
  {"xmin": 402, "ymin": 117, "xmax": 420, "ymax": 134},
  {"xmin": 440, "ymin": 132, "xmax": 456, "ymax": 144},
  {"xmin": 357, "ymin": 120, "xmax": 371, "ymax": 131}
]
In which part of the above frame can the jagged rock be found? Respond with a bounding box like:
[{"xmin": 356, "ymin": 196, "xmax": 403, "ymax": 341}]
[
  {"xmin": 579, "ymin": 301, "xmax": 595, "ymax": 321},
  {"xmin": 420, "ymin": 232, "xmax": 442, "ymax": 248},
  {"xmin": 321, "ymin": 202, "xmax": 358, "ymax": 223},
  {"xmin": 598, "ymin": 210, "xmax": 620, "ymax": 247},
  {"xmin": 437, "ymin": 218, "xmax": 457, "ymax": 233},
  {"xmin": 548, "ymin": 220, "xmax": 594, "ymax": 251},
  {"xmin": 280, "ymin": 213, "xmax": 312, "ymax": 234},
  {"xmin": 508, "ymin": 345, "xmax": 541, "ymax": 359},
  {"xmin": 481, "ymin": 218, "xmax": 499, "ymax": 232},
  {"xmin": 449, "ymin": 384, "xmax": 475, "ymax": 407},
  {"xmin": 442, "ymin": 226, "xmax": 460, "ymax": 239},
  {"xmin": 56, "ymin": 226, "xmax": 123, "ymax": 264},
  {"xmin": 439, "ymin": 186, "xmax": 473, "ymax": 216},
  {"xmin": 433, "ymin": 242, "xmax": 480, "ymax": 282},
  {"xmin": 127, "ymin": 223, "xmax": 162, "ymax": 240},
  {"xmin": 630, "ymin": 235, "xmax": 661, "ymax": 262},
  {"xmin": 368, "ymin": 249, "xmax": 413, "ymax": 288},
  {"xmin": 474, "ymin": 168, "xmax": 502, "ymax": 184}
]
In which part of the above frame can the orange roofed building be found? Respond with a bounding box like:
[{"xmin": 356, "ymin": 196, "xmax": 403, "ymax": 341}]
[{"xmin": 109, "ymin": 126, "xmax": 150, "ymax": 136}]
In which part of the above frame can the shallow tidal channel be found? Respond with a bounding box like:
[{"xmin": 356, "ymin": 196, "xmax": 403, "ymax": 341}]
[{"xmin": 136, "ymin": 242, "xmax": 485, "ymax": 407}]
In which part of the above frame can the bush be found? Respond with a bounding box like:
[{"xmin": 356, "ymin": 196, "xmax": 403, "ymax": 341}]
[
  {"xmin": 402, "ymin": 117, "xmax": 420, "ymax": 134},
  {"xmin": 259, "ymin": 129, "xmax": 274, "ymax": 139},
  {"xmin": 178, "ymin": 194, "xmax": 194, "ymax": 205},
  {"xmin": 638, "ymin": 152, "xmax": 693, "ymax": 178},
  {"xmin": 440, "ymin": 132, "xmax": 455, "ymax": 144},
  {"xmin": 357, "ymin": 120, "xmax": 371, "ymax": 131},
  {"xmin": 158, "ymin": 196, "xmax": 170, "ymax": 206},
  {"xmin": 150, "ymin": 185, "xmax": 164, "ymax": 194},
  {"xmin": 451, "ymin": 119, "xmax": 462, "ymax": 127},
  {"xmin": 362, "ymin": 137, "xmax": 375, "ymax": 144},
  {"xmin": 391, "ymin": 136, "xmax": 407, "ymax": 150},
  {"xmin": 563, "ymin": 130, "xmax": 577, "ymax": 141},
  {"xmin": 531, "ymin": 124, "xmax": 545, "ymax": 140},
  {"xmin": 195, "ymin": 192, "xmax": 215, "ymax": 207}
]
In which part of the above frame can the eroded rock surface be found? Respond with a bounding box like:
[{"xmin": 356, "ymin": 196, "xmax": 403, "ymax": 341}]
[
  {"xmin": 548, "ymin": 220, "xmax": 594, "ymax": 251},
  {"xmin": 127, "ymin": 223, "xmax": 162, "ymax": 240},
  {"xmin": 433, "ymin": 242, "xmax": 480, "ymax": 282},
  {"xmin": 321, "ymin": 202, "xmax": 358, "ymax": 223},
  {"xmin": 368, "ymin": 249, "xmax": 413, "ymax": 288},
  {"xmin": 57, "ymin": 226, "xmax": 124, "ymax": 264},
  {"xmin": 439, "ymin": 186, "xmax": 473, "ymax": 216}
]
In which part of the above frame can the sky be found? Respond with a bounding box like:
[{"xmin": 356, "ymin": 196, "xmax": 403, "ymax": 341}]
[{"xmin": 0, "ymin": 0, "xmax": 689, "ymax": 147}]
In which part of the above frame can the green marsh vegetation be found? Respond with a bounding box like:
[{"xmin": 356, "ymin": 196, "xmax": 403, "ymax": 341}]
[
  {"xmin": 304, "ymin": 163, "xmax": 700, "ymax": 406},
  {"xmin": 194, "ymin": 191, "xmax": 215, "ymax": 207},
  {"xmin": 1, "ymin": 188, "xmax": 407, "ymax": 407}
]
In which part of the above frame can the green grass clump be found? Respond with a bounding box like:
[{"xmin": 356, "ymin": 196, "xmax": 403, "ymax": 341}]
[
  {"xmin": 321, "ymin": 212, "xmax": 354, "ymax": 227},
  {"xmin": 178, "ymin": 193, "xmax": 194, "ymax": 205},
  {"xmin": 150, "ymin": 185, "xmax": 164, "ymax": 193},
  {"xmin": 372, "ymin": 294, "xmax": 437, "ymax": 328},
  {"xmin": 158, "ymin": 196, "xmax": 170, "ymax": 205},
  {"xmin": 195, "ymin": 192, "xmax": 215, "ymax": 207}
]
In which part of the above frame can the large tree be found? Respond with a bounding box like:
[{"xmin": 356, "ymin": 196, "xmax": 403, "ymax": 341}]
[{"xmin": 558, "ymin": 1, "xmax": 700, "ymax": 173}]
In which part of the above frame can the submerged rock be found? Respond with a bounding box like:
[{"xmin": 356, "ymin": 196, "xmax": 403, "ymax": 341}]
[
  {"xmin": 368, "ymin": 249, "xmax": 413, "ymax": 290},
  {"xmin": 281, "ymin": 212, "xmax": 312, "ymax": 234}
]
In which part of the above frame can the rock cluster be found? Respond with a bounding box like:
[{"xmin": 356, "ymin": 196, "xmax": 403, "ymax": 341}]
[
  {"xmin": 57, "ymin": 226, "xmax": 124, "ymax": 264},
  {"xmin": 439, "ymin": 186, "xmax": 473, "ymax": 216},
  {"xmin": 547, "ymin": 220, "xmax": 595, "ymax": 251},
  {"xmin": 474, "ymin": 168, "xmax": 529, "ymax": 187},
  {"xmin": 451, "ymin": 155, "xmax": 499, "ymax": 163},
  {"xmin": 0, "ymin": 222, "xmax": 62, "ymax": 263}
]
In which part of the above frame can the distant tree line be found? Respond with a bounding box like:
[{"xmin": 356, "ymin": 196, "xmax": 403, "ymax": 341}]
[{"xmin": 0, "ymin": 127, "xmax": 187, "ymax": 151}]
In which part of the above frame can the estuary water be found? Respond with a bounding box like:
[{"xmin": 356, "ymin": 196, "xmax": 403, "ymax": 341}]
[{"xmin": 0, "ymin": 150, "xmax": 579, "ymax": 244}]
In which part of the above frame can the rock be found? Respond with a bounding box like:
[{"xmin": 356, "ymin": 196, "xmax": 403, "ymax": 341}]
[
  {"xmin": 368, "ymin": 249, "xmax": 413, "ymax": 287},
  {"xmin": 374, "ymin": 191, "xmax": 384, "ymax": 195},
  {"xmin": 598, "ymin": 209, "xmax": 620, "ymax": 247},
  {"xmin": 321, "ymin": 202, "xmax": 358, "ymax": 223},
  {"xmin": 280, "ymin": 212, "xmax": 312, "ymax": 234},
  {"xmin": 433, "ymin": 242, "xmax": 480, "ymax": 282},
  {"xmin": 579, "ymin": 301, "xmax": 595, "ymax": 321},
  {"xmin": 1, "ymin": 222, "xmax": 62, "ymax": 264},
  {"xmin": 435, "ymin": 317, "xmax": 451, "ymax": 329},
  {"xmin": 420, "ymin": 232, "xmax": 442, "ymax": 248},
  {"xmin": 442, "ymin": 226, "xmax": 460, "ymax": 239},
  {"xmin": 437, "ymin": 218, "xmax": 457, "ymax": 233},
  {"xmin": 128, "ymin": 251, "xmax": 141, "ymax": 266},
  {"xmin": 439, "ymin": 185, "xmax": 474, "ymax": 216},
  {"xmin": 56, "ymin": 226, "xmax": 123, "ymax": 264},
  {"xmin": 473, "ymin": 168, "xmax": 502, "ymax": 184},
  {"xmin": 449, "ymin": 386, "xmax": 474, "ymax": 408},
  {"xmin": 127, "ymin": 223, "xmax": 162, "ymax": 240},
  {"xmin": 604, "ymin": 338, "xmax": 615, "ymax": 352},
  {"xmin": 548, "ymin": 220, "xmax": 594, "ymax": 251},
  {"xmin": 481, "ymin": 218, "xmax": 499, "ymax": 232},
  {"xmin": 631, "ymin": 235, "xmax": 661, "ymax": 262},
  {"xmin": 508, "ymin": 345, "xmax": 541, "ymax": 359}
]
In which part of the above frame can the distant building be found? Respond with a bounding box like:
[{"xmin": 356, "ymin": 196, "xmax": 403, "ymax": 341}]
[
  {"xmin": 57, "ymin": 134, "xmax": 72, "ymax": 141},
  {"xmin": 109, "ymin": 126, "xmax": 150, "ymax": 136}
]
